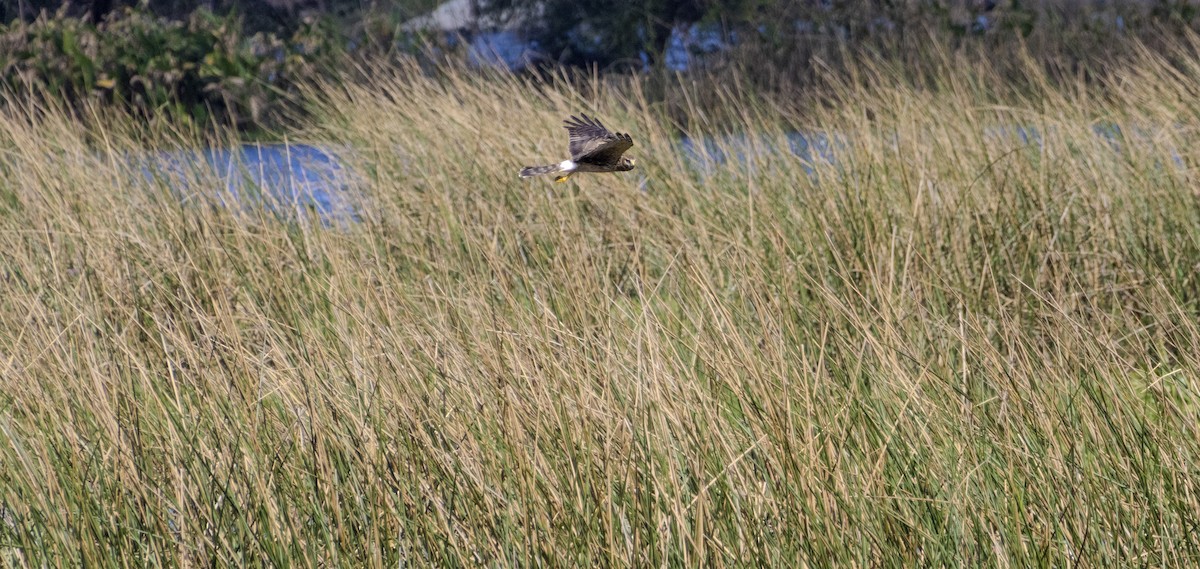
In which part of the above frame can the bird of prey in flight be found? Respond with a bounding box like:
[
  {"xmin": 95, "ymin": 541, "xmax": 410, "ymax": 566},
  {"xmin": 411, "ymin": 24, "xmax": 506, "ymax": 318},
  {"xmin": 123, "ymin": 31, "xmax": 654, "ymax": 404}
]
[{"xmin": 520, "ymin": 114, "xmax": 636, "ymax": 183}]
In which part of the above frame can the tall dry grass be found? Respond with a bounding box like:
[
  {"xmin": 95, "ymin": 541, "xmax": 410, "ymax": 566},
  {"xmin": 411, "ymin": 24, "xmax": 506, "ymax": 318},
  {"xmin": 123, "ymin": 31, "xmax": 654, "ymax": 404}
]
[{"xmin": 1, "ymin": 40, "xmax": 1200, "ymax": 566}]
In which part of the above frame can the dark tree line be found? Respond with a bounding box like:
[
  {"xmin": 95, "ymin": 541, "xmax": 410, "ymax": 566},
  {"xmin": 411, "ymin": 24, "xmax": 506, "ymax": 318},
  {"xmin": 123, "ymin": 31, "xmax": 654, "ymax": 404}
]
[
  {"xmin": 0, "ymin": 0, "xmax": 890, "ymax": 73},
  {"xmin": 4, "ymin": 0, "xmax": 1195, "ymax": 74},
  {"xmin": 3, "ymin": 0, "xmax": 1194, "ymax": 134},
  {"xmin": 0, "ymin": 0, "xmax": 384, "ymax": 33},
  {"xmin": 478, "ymin": 0, "xmax": 762, "ymax": 67},
  {"xmin": 474, "ymin": 0, "xmax": 1055, "ymax": 68}
]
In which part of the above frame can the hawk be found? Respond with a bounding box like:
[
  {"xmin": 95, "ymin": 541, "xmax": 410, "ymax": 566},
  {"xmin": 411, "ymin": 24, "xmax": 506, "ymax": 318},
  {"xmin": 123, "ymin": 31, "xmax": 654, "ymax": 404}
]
[{"xmin": 519, "ymin": 114, "xmax": 636, "ymax": 183}]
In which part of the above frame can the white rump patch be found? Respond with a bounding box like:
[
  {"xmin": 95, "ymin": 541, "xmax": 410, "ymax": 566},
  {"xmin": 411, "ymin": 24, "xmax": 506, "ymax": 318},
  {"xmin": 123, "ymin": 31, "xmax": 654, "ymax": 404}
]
[{"xmin": 559, "ymin": 160, "xmax": 577, "ymax": 172}]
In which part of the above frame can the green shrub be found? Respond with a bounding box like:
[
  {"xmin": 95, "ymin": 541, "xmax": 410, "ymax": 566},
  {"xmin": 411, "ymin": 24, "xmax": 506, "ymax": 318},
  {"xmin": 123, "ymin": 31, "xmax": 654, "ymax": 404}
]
[{"xmin": 0, "ymin": 5, "xmax": 342, "ymax": 131}]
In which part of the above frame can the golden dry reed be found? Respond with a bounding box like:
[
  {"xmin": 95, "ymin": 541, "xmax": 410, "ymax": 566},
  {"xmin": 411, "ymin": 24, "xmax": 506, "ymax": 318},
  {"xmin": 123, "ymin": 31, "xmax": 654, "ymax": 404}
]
[{"xmin": 2, "ymin": 40, "xmax": 1200, "ymax": 566}]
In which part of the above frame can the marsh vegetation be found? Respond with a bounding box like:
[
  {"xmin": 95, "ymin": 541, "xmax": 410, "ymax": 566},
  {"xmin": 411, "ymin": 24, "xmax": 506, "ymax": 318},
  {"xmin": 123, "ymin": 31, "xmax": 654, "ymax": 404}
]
[{"xmin": 2, "ymin": 39, "xmax": 1200, "ymax": 565}]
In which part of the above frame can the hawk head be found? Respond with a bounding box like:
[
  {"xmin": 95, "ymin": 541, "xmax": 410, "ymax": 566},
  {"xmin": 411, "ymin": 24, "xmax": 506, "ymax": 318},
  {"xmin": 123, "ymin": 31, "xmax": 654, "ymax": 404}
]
[{"xmin": 617, "ymin": 157, "xmax": 636, "ymax": 171}]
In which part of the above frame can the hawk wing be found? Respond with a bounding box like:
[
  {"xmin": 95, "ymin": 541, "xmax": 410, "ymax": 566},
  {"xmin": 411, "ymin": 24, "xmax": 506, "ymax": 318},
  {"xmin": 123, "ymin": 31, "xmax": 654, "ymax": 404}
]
[{"xmin": 564, "ymin": 114, "xmax": 634, "ymax": 165}]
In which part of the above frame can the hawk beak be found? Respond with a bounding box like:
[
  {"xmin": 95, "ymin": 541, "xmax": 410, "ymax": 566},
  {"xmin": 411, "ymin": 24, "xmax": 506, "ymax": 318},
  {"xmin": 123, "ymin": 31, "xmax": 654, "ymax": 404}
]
[{"xmin": 629, "ymin": 159, "xmax": 637, "ymax": 167}]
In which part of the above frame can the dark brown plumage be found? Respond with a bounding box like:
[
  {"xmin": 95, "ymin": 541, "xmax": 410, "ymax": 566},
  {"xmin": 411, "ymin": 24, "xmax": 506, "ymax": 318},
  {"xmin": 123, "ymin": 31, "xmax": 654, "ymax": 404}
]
[{"xmin": 520, "ymin": 113, "xmax": 636, "ymax": 182}]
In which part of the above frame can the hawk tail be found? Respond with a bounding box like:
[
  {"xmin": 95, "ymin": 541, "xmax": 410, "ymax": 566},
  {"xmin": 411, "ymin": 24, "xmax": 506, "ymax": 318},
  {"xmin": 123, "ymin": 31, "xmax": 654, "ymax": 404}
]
[{"xmin": 519, "ymin": 164, "xmax": 561, "ymax": 178}]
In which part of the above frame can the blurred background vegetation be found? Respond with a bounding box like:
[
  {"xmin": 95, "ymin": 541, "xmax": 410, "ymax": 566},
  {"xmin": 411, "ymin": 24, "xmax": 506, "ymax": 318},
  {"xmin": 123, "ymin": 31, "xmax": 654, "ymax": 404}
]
[{"xmin": 3, "ymin": 0, "xmax": 1199, "ymax": 134}]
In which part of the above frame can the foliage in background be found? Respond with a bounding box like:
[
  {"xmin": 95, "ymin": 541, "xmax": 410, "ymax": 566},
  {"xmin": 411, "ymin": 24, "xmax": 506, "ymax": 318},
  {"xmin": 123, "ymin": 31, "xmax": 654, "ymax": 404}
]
[
  {"xmin": 486, "ymin": 0, "xmax": 1200, "ymax": 74},
  {"xmin": 479, "ymin": 0, "xmax": 759, "ymax": 67},
  {"xmin": 0, "ymin": 5, "xmax": 342, "ymax": 131},
  {"xmin": 7, "ymin": 0, "xmax": 1200, "ymax": 133},
  {"xmin": 0, "ymin": 0, "xmax": 440, "ymax": 36}
]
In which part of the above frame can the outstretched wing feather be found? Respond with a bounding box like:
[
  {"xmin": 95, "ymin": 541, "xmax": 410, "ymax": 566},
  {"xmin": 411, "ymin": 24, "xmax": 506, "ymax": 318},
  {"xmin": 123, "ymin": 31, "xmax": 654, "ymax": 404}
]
[{"xmin": 564, "ymin": 114, "xmax": 634, "ymax": 164}]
